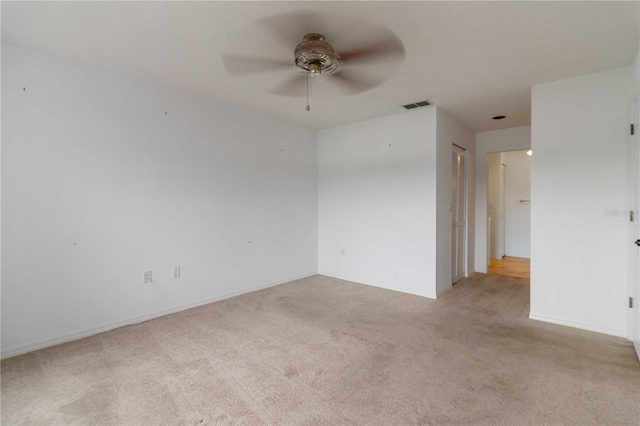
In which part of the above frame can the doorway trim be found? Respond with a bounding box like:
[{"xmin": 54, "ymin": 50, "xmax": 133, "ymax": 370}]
[
  {"xmin": 628, "ymin": 90, "xmax": 640, "ymax": 357},
  {"xmin": 452, "ymin": 144, "xmax": 467, "ymax": 284}
]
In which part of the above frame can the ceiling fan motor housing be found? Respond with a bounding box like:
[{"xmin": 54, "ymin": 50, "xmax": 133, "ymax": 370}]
[{"xmin": 294, "ymin": 33, "xmax": 341, "ymax": 76}]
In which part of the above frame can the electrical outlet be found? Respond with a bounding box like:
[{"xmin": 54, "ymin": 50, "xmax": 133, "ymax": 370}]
[
  {"xmin": 172, "ymin": 266, "xmax": 180, "ymax": 278},
  {"xmin": 144, "ymin": 271, "xmax": 152, "ymax": 284}
]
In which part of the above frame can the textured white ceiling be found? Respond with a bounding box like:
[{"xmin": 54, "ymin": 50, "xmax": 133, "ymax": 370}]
[{"xmin": 2, "ymin": 1, "xmax": 638, "ymax": 131}]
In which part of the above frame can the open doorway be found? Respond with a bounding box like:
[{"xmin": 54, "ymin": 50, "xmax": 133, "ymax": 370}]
[{"xmin": 487, "ymin": 149, "xmax": 531, "ymax": 278}]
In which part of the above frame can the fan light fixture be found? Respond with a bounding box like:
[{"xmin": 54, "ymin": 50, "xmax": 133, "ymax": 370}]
[
  {"xmin": 294, "ymin": 33, "xmax": 344, "ymax": 112},
  {"xmin": 294, "ymin": 33, "xmax": 342, "ymax": 77}
]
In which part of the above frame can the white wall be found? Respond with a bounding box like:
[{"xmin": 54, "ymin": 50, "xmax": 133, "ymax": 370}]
[
  {"xmin": 530, "ymin": 66, "xmax": 632, "ymax": 337},
  {"xmin": 318, "ymin": 108, "xmax": 439, "ymax": 298},
  {"xmin": 1, "ymin": 44, "xmax": 319, "ymax": 358},
  {"xmin": 487, "ymin": 152, "xmax": 503, "ymax": 259},
  {"xmin": 475, "ymin": 126, "xmax": 531, "ymax": 272},
  {"xmin": 317, "ymin": 108, "xmax": 474, "ymax": 299},
  {"xmin": 436, "ymin": 109, "xmax": 475, "ymax": 294},
  {"xmin": 503, "ymin": 150, "xmax": 531, "ymax": 258},
  {"xmin": 632, "ymin": 47, "xmax": 640, "ymax": 97}
]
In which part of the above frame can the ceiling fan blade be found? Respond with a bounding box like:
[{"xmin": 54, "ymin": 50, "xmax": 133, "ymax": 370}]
[
  {"xmin": 339, "ymin": 34, "xmax": 405, "ymax": 66},
  {"xmin": 327, "ymin": 70, "xmax": 384, "ymax": 95},
  {"xmin": 223, "ymin": 10, "xmax": 404, "ymax": 98},
  {"xmin": 253, "ymin": 14, "xmax": 309, "ymax": 52},
  {"xmin": 268, "ymin": 73, "xmax": 307, "ymax": 97},
  {"xmin": 254, "ymin": 10, "xmax": 336, "ymax": 49},
  {"xmin": 222, "ymin": 53, "xmax": 291, "ymax": 76}
]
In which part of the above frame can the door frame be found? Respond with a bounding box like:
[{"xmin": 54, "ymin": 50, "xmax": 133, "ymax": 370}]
[
  {"xmin": 628, "ymin": 90, "xmax": 640, "ymax": 359},
  {"xmin": 500, "ymin": 162, "xmax": 506, "ymax": 258},
  {"xmin": 452, "ymin": 143, "xmax": 468, "ymax": 284},
  {"xmin": 485, "ymin": 149, "xmax": 531, "ymax": 269}
]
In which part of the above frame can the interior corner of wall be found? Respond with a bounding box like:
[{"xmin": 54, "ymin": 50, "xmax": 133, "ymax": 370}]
[{"xmin": 436, "ymin": 284, "xmax": 453, "ymax": 298}]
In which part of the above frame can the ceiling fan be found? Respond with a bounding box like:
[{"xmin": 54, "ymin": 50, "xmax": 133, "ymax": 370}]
[{"xmin": 222, "ymin": 11, "xmax": 405, "ymax": 110}]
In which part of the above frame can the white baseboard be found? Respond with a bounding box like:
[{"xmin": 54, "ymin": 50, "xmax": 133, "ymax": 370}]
[
  {"xmin": 529, "ymin": 312, "xmax": 627, "ymax": 338},
  {"xmin": 1, "ymin": 272, "xmax": 317, "ymax": 360},
  {"xmin": 317, "ymin": 271, "xmax": 436, "ymax": 299},
  {"xmin": 436, "ymin": 284, "xmax": 452, "ymax": 298}
]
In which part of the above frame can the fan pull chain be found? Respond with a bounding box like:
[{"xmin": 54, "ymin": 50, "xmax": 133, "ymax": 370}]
[{"xmin": 305, "ymin": 72, "xmax": 310, "ymax": 112}]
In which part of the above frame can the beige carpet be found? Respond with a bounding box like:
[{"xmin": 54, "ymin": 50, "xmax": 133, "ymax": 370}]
[{"xmin": 2, "ymin": 274, "xmax": 639, "ymax": 425}]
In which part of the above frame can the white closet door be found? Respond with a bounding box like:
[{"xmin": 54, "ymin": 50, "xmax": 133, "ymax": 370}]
[{"xmin": 452, "ymin": 145, "xmax": 466, "ymax": 283}]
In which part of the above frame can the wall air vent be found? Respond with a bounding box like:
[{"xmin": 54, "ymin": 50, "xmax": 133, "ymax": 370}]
[{"xmin": 403, "ymin": 100, "xmax": 432, "ymax": 110}]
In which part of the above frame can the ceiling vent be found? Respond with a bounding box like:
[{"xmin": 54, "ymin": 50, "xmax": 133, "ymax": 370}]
[{"xmin": 403, "ymin": 100, "xmax": 432, "ymax": 110}]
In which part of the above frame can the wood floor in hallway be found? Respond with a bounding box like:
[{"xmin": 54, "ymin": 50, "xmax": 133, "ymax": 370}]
[{"xmin": 488, "ymin": 256, "xmax": 530, "ymax": 278}]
